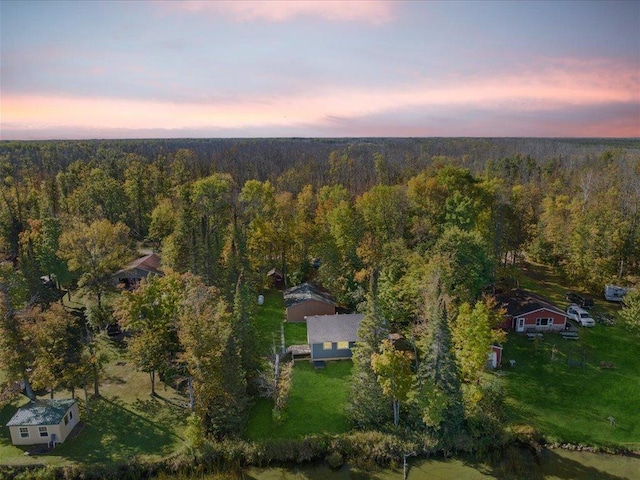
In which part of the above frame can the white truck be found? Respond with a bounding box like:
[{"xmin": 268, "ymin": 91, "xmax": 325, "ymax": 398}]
[{"xmin": 604, "ymin": 284, "xmax": 627, "ymax": 302}]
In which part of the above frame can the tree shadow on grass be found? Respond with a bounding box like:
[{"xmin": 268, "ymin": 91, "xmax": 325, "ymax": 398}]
[
  {"xmin": 133, "ymin": 393, "xmax": 188, "ymax": 432},
  {"xmin": 469, "ymin": 447, "xmax": 634, "ymax": 480},
  {"xmin": 55, "ymin": 396, "xmax": 184, "ymax": 464}
]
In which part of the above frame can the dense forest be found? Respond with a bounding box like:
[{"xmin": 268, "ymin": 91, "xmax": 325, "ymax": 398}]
[{"xmin": 0, "ymin": 137, "xmax": 639, "ymax": 453}]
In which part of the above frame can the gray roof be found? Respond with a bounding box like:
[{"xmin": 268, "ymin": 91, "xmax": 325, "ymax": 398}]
[
  {"xmin": 495, "ymin": 288, "xmax": 565, "ymax": 317},
  {"xmin": 283, "ymin": 283, "xmax": 337, "ymax": 308},
  {"xmin": 307, "ymin": 314, "xmax": 364, "ymax": 344},
  {"xmin": 6, "ymin": 399, "xmax": 76, "ymax": 427}
]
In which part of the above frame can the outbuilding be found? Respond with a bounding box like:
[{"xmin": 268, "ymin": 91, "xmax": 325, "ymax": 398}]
[
  {"xmin": 488, "ymin": 344, "xmax": 503, "ymax": 369},
  {"xmin": 113, "ymin": 252, "xmax": 162, "ymax": 289},
  {"xmin": 6, "ymin": 399, "xmax": 80, "ymax": 446},
  {"xmin": 283, "ymin": 283, "xmax": 337, "ymax": 322}
]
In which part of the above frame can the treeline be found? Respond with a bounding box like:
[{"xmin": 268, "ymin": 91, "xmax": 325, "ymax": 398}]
[{"xmin": 0, "ymin": 138, "xmax": 639, "ymax": 448}]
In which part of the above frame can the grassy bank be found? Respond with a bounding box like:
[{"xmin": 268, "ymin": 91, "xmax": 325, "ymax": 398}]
[{"xmin": 501, "ymin": 261, "xmax": 640, "ymax": 449}]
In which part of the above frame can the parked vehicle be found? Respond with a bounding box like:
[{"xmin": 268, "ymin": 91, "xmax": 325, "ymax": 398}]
[
  {"xmin": 604, "ymin": 284, "xmax": 627, "ymax": 302},
  {"xmin": 565, "ymin": 291, "xmax": 594, "ymax": 309},
  {"xmin": 566, "ymin": 304, "xmax": 595, "ymax": 327}
]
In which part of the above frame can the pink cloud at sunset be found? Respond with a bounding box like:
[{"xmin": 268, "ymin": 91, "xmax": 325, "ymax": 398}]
[
  {"xmin": 173, "ymin": 0, "xmax": 395, "ymax": 24},
  {"xmin": 1, "ymin": 1, "xmax": 638, "ymax": 139},
  {"xmin": 2, "ymin": 57, "xmax": 637, "ymax": 138}
]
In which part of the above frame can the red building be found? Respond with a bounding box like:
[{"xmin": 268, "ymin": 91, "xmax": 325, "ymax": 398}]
[{"xmin": 495, "ymin": 288, "xmax": 566, "ymax": 333}]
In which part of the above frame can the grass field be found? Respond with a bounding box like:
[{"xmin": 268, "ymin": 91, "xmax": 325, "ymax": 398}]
[
  {"xmin": 244, "ymin": 360, "xmax": 352, "ymax": 440},
  {"xmin": 501, "ymin": 261, "xmax": 640, "ymax": 449},
  {"xmin": 0, "ymin": 336, "xmax": 189, "ymax": 466}
]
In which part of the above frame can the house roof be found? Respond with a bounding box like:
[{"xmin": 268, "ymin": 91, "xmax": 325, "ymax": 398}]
[
  {"xmin": 307, "ymin": 313, "xmax": 364, "ymax": 344},
  {"xmin": 127, "ymin": 253, "xmax": 161, "ymax": 273},
  {"xmin": 6, "ymin": 399, "xmax": 76, "ymax": 427},
  {"xmin": 283, "ymin": 283, "xmax": 337, "ymax": 308},
  {"xmin": 267, "ymin": 268, "xmax": 283, "ymax": 278},
  {"xmin": 115, "ymin": 253, "xmax": 162, "ymax": 277},
  {"xmin": 495, "ymin": 288, "xmax": 565, "ymax": 317}
]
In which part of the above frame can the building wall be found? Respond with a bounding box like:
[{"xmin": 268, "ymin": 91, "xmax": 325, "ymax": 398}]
[
  {"xmin": 514, "ymin": 310, "xmax": 566, "ymax": 332},
  {"xmin": 311, "ymin": 341, "xmax": 355, "ymax": 360},
  {"xmin": 286, "ymin": 300, "xmax": 335, "ymax": 322},
  {"xmin": 8, "ymin": 403, "xmax": 80, "ymax": 446},
  {"xmin": 58, "ymin": 402, "xmax": 80, "ymax": 442}
]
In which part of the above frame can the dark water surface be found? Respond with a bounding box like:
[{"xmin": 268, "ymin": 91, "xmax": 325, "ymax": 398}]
[{"xmin": 242, "ymin": 449, "xmax": 640, "ymax": 479}]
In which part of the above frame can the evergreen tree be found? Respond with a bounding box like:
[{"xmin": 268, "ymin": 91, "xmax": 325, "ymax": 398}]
[
  {"xmin": 178, "ymin": 278, "xmax": 248, "ymax": 439},
  {"xmin": 414, "ymin": 274, "xmax": 464, "ymax": 443},
  {"xmin": 348, "ymin": 271, "xmax": 392, "ymax": 429},
  {"xmin": 231, "ymin": 271, "xmax": 260, "ymax": 393}
]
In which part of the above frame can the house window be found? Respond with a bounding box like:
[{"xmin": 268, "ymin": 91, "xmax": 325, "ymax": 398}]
[
  {"xmin": 536, "ymin": 318, "xmax": 553, "ymax": 326},
  {"xmin": 69, "ymin": 410, "xmax": 73, "ymax": 421},
  {"xmin": 323, "ymin": 342, "xmax": 333, "ymax": 350},
  {"xmin": 64, "ymin": 414, "xmax": 69, "ymax": 426},
  {"xmin": 39, "ymin": 426, "xmax": 48, "ymax": 437},
  {"xmin": 337, "ymin": 341, "xmax": 349, "ymax": 349},
  {"xmin": 19, "ymin": 427, "xmax": 29, "ymax": 438}
]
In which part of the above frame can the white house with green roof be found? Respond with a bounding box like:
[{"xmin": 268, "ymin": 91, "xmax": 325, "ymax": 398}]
[{"xmin": 6, "ymin": 399, "xmax": 80, "ymax": 446}]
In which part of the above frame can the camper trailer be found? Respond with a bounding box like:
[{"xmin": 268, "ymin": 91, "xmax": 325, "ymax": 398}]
[{"xmin": 604, "ymin": 285, "xmax": 627, "ymax": 302}]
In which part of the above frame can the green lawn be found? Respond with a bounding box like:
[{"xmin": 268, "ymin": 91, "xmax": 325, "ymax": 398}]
[
  {"xmin": 255, "ymin": 289, "xmax": 308, "ymax": 348},
  {"xmin": 255, "ymin": 290, "xmax": 287, "ymax": 354},
  {"xmin": 0, "ymin": 336, "xmax": 189, "ymax": 466},
  {"xmin": 500, "ymin": 261, "xmax": 640, "ymax": 449},
  {"xmin": 245, "ymin": 360, "xmax": 352, "ymax": 440}
]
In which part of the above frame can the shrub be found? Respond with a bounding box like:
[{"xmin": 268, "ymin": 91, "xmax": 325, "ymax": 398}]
[{"xmin": 326, "ymin": 451, "xmax": 344, "ymax": 469}]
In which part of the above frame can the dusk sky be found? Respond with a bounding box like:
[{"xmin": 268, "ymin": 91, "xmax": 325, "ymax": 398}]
[{"xmin": 1, "ymin": 0, "xmax": 639, "ymax": 139}]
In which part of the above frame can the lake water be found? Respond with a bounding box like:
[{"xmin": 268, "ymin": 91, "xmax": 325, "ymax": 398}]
[{"xmin": 243, "ymin": 449, "xmax": 640, "ymax": 479}]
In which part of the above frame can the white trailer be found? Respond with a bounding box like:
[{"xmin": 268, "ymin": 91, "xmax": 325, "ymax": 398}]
[{"xmin": 604, "ymin": 284, "xmax": 627, "ymax": 302}]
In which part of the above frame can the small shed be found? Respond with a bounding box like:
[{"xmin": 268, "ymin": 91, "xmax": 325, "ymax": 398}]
[
  {"xmin": 307, "ymin": 313, "xmax": 364, "ymax": 360},
  {"xmin": 488, "ymin": 344, "xmax": 503, "ymax": 369},
  {"xmin": 6, "ymin": 399, "xmax": 80, "ymax": 446},
  {"xmin": 284, "ymin": 283, "xmax": 337, "ymax": 322},
  {"xmin": 266, "ymin": 268, "xmax": 285, "ymax": 289},
  {"xmin": 495, "ymin": 288, "xmax": 566, "ymax": 333},
  {"xmin": 113, "ymin": 253, "xmax": 162, "ymax": 289}
]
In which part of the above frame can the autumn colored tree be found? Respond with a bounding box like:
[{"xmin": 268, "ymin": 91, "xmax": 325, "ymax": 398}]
[
  {"xmin": 451, "ymin": 298, "xmax": 506, "ymax": 384},
  {"xmin": 620, "ymin": 287, "xmax": 640, "ymax": 331},
  {"xmin": 28, "ymin": 303, "xmax": 86, "ymax": 397},
  {"xmin": 58, "ymin": 218, "xmax": 133, "ymax": 309},
  {"xmin": 0, "ymin": 265, "xmax": 36, "ymax": 401},
  {"xmin": 371, "ymin": 339, "xmax": 415, "ymax": 427},
  {"xmin": 114, "ymin": 272, "xmax": 183, "ymax": 396}
]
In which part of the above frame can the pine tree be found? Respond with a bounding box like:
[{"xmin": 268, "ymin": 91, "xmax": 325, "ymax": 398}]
[
  {"xmin": 415, "ymin": 274, "xmax": 464, "ymax": 443},
  {"xmin": 348, "ymin": 270, "xmax": 392, "ymax": 429},
  {"xmin": 178, "ymin": 279, "xmax": 248, "ymax": 439}
]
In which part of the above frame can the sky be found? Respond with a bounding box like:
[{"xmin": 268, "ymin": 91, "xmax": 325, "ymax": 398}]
[{"xmin": 1, "ymin": 0, "xmax": 639, "ymax": 140}]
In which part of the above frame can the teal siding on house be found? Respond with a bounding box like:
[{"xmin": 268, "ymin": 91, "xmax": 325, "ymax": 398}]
[
  {"xmin": 307, "ymin": 313, "xmax": 364, "ymax": 361},
  {"xmin": 311, "ymin": 341, "xmax": 356, "ymax": 360}
]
